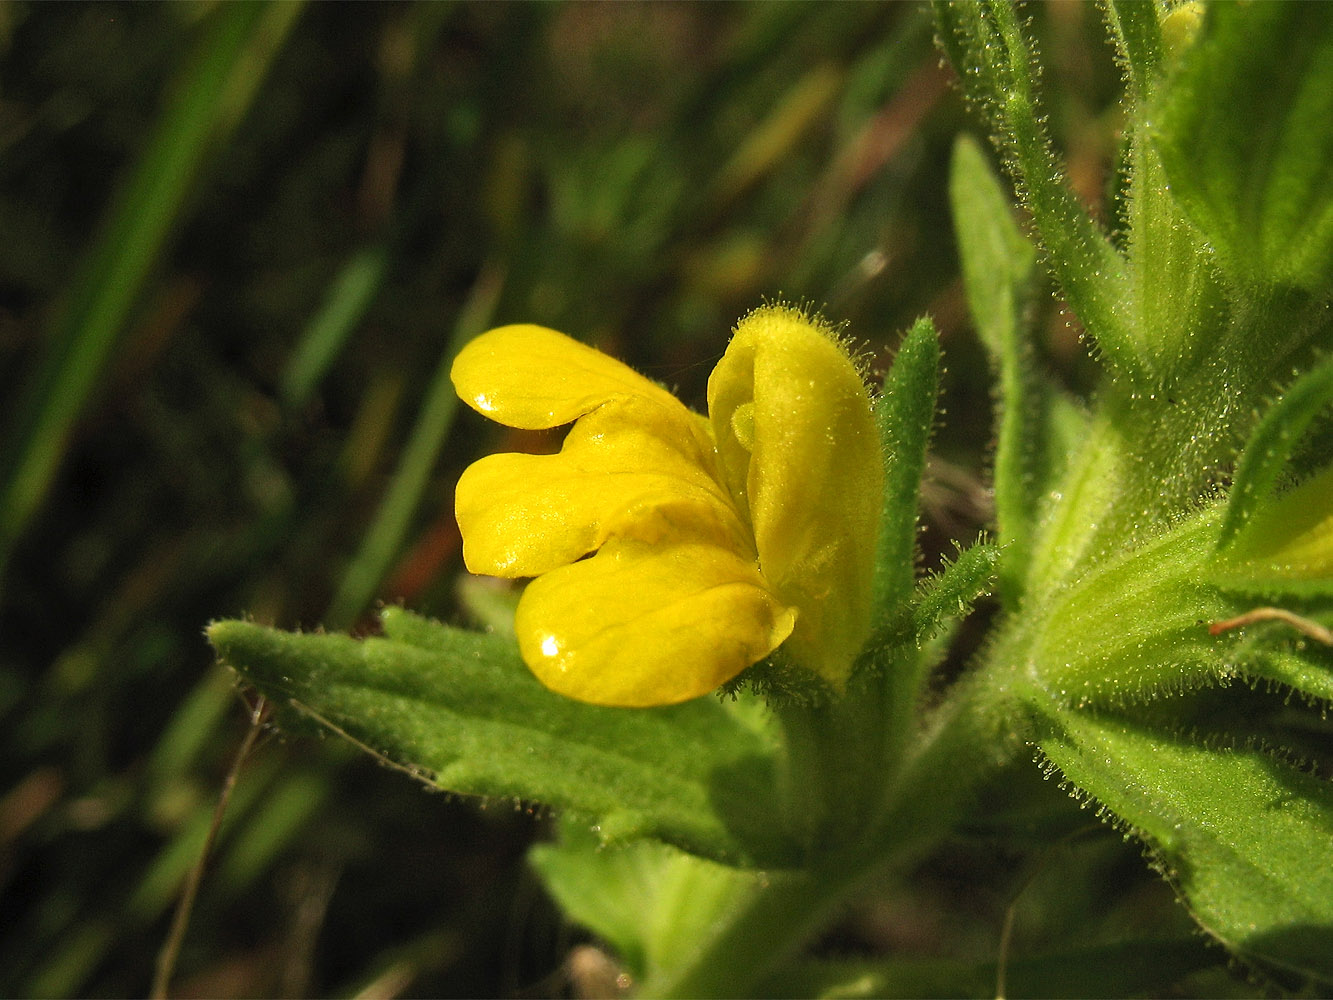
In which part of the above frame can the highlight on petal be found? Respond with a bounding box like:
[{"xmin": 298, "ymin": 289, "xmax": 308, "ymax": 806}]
[
  {"xmin": 515, "ymin": 537, "xmax": 797, "ymax": 707},
  {"xmin": 707, "ymin": 304, "xmax": 882, "ymax": 687},
  {"xmin": 451, "ymin": 324, "xmax": 682, "ymax": 429}
]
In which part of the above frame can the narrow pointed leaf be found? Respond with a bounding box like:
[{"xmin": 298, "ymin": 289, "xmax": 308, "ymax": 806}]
[
  {"xmin": 873, "ymin": 539, "xmax": 1000, "ymax": 653},
  {"xmin": 933, "ymin": 0, "xmax": 1135, "ymax": 377},
  {"xmin": 1103, "ymin": 0, "xmax": 1165, "ymax": 98},
  {"xmin": 949, "ymin": 136, "xmax": 1047, "ymax": 602},
  {"xmin": 1218, "ymin": 356, "xmax": 1333, "ymax": 549},
  {"xmin": 871, "ymin": 316, "xmax": 940, "ymax": 619}
]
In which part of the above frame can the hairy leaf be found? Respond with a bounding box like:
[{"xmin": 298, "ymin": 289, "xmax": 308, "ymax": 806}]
[
  {"xmin": 1103, "ymin": 0, "xmax": 1164, "ymax": 98},
  {"xmin": 933, "ymin": 0, "xmax": 1135, "ymax": 377},
  {"xmin": 209, "ymin": 610, "xmax": 794, "ymax": 866},
  {"xmin": 1034, "ymin": 705, "xmax": 1333, "ymax": 988},
  {"xmin": 871, "ymin": 316, "xmax": 940, "ymax": 618}
]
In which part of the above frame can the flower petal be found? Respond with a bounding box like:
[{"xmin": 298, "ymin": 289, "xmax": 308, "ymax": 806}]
[
  {"xmin": 451, "ymin": 324, "xmax": 682, "ymax": 429},
  {"xmin": 707, "ymin": 305, "xmax": 882, "ymax": 686},
  {"xmin": 515, "ymin": 537, "xmax": 796, "ymax": 706},
  {"xmin": 456, "ymin": 394, "xmax": 747, "ymax": 577}
]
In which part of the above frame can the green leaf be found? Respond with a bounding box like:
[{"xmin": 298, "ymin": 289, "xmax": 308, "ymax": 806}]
[
  {"xmin": 1034, "ymin": 705, "xmax": 1333, "ymax": 988},
  {"xmin": 949, "ymin": 135, "xmax": 1046, "ymax": 603},
  {"xmin": 899, "ymin": 539, "xmax": 1001, "ymax": 649},
  {"xmin": 529, "ymin": 820, "xmax": 760, "ymax": 983},
  {"xmin": 760, "ymin": 937, "xmax": 1218, "ymax": 1000},
  {"xmin": 1154, "ymin": 2, "xmax": 1333, "ymax": 293},
  {"xmin": 1218, "ymin": 355, "xmax": 1333, "ymax": 550},
  {"xmin": 1020, "ymin": 509, "xmax": 1235, "ymax": 706},
  {"xmin": 871, "ymin": 316, "xmax": 940, "ymax": 619},
  {"xmin": 208, "ymin": 610, "xmax": 794, "ymax": 866},
  {"xmin": 1212, "ymin": 466, "xmax": 1333, "ymax": 599},
  {"xmin": 1114, "ymin": 0, "xmax": 1228, "ymax": 389},
  {"xmin": 865, "ymin": 538, "xmax": 999, "ymax": 788},
  {"xmin": 949, "ymin": 137, "xmax": 1036, "ymax": 362},
  {"xmin": 1228, "ymin": 636, "xmax": 1333, "ymax": 706}
]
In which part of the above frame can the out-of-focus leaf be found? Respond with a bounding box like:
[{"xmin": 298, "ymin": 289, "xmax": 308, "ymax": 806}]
[
  {"xmin": 529, "ymin": 820, "xmax": 759, "ymax": 983},
  {"xmin": 1213, "ymin": 466, "xmax": 1333, "ymax": 599},
  {"xmin": 761, "ymin": 937, "xmax": 1218, "ymax": 999},
  {"xmin": 949, "ymin": 135, "xmax": 1045, "ymax": 602},
  {"xmin": 1154, "ymin": 2, "xmax": 1333, "ymax": 293},
  {"xmin": 948, "ymin": 136, "xmax": 1035, "ymax": 362}
]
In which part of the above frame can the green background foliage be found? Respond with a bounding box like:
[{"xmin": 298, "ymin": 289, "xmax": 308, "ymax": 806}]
[
  {"xmin": 0, "ymin": 3, "xmax": 993, "ymax": 994},
  {"xmin": 6, "ymin": 2, "xmax": 1331, "ymax": 998}
]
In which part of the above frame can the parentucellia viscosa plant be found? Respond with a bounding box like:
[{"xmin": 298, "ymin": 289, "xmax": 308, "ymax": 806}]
[{"xmin": 209, "ymin": 2, "xmax": 1333, "ymax": 995}]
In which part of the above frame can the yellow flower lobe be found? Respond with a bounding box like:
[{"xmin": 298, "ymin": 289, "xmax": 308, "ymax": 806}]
[{"xmin": 452, "ymin": 310, "xmax": 881, "ymax": 706}]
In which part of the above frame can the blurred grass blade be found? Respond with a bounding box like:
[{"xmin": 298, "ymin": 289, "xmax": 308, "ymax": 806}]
[
  {"xmin": 282, "ymin": 245, "xmax": 391, "ymax": 409},
  {"xmin": 324, "ymin": 263, "xmax": 503, "ymax": 629},
  {"xmin": 0, "ymin": 1, "xmax": 303, "ymax": 580},
  {"xmin": 708, "ymin": 63, "xmax": 844, "ymax": 210}
]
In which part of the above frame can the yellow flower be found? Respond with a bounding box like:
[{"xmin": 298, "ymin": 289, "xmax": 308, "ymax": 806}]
[{"xmin": 452, "ymin": 305, "xmax": 882, "ymax": 707}]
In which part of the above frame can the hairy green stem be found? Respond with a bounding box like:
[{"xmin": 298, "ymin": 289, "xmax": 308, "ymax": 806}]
[{"xmin": 639, "ymin": 665, "xmax": 1021, "ymax": 998}]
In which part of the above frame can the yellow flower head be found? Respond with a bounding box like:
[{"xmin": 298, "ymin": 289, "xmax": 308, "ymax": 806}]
[{"xmin": 452, "ymin": 305, "xmax": 882, "ymax": 707}]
